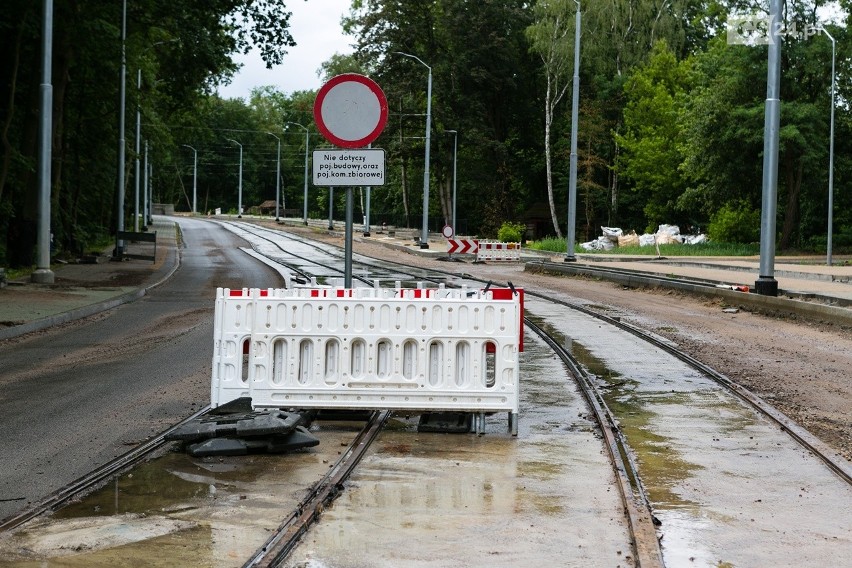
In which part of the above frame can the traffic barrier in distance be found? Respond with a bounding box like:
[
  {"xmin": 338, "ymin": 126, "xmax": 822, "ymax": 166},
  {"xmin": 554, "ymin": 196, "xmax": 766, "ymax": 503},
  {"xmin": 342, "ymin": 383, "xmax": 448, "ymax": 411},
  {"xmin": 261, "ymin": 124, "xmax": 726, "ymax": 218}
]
[{"xmin": 476, "ymin": 241, "xmax": 521, "ymax": 262}]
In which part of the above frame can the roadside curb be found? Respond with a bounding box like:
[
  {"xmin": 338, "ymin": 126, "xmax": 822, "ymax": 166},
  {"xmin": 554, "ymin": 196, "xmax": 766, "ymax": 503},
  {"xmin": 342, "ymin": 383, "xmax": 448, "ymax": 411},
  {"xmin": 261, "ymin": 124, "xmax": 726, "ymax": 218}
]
[
  {"xmin": 0, "ymin": 221, "xmax": 181, "ymax": 342},
  {"xmin": 526, "ymin": 261, "xmax": 852, "ymax": 327}
]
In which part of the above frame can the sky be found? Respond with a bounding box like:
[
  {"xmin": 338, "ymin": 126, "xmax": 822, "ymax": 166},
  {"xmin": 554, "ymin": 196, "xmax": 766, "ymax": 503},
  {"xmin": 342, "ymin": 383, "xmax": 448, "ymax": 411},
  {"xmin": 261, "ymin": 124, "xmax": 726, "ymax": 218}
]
[{"xmin": 217, "ymin": 0, "xmax": 354, "ymax": 100}]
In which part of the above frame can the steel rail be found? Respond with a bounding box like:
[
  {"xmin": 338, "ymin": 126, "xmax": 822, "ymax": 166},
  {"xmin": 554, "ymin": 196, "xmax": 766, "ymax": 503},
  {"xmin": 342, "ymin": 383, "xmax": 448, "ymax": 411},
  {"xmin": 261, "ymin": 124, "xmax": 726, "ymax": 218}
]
[
  {"xmin": 0, "ymin": 405, "xmax": 210, "ymax": 532},
  {"xmin": 243, "ymin": 410, "xmax": 391, "ymax": 568},
  {"xmin": 554, "ymin": 297, "xmax": 852, "ymax": 486},
  {"xmin": 224, "ymin": 220, "xmax": 452, "ymax": 289},
  {"xmin": 219, "ymin": 220, "xmax": 378, "ymax": 287},
  {"xmin": 240, "ymin": 224, "xmax": 852, "ymax": 484},
  {"xmin": 524, "ymin": 318, "xmax": 665, "ymax": 568}
]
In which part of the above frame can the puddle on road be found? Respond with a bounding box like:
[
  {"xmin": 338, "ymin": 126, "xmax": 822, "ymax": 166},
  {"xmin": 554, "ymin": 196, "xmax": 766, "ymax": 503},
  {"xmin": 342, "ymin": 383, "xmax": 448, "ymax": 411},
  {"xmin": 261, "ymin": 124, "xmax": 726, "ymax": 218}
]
[
  {"xmin": 526, "ymin": 299, "xmax": 852, "ymax": 568},
  {"xmin": 283, "ymin": 335, "xmax": 634, "ymax": 568},
  {"xmin": 0, "ymin": 425, "xmax": 364, "ymax": 568}
]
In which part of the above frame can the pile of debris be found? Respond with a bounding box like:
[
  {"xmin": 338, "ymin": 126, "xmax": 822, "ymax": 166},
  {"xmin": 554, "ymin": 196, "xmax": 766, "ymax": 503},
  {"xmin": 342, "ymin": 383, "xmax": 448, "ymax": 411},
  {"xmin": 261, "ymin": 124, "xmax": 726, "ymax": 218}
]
[{"xmin": 580, "ymin": 225, "xmax": 707, "ymax": 251}]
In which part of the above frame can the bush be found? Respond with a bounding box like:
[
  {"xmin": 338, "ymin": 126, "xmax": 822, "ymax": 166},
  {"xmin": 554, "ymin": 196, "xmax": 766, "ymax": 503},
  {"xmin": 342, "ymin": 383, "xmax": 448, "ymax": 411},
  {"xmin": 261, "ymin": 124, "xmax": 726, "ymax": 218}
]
[
  {"xmin": 497, "ymin": 221, "xmax": 526, "ymax": 243},
  {"xmin": 708, "ymin": 201, "xmax": 760, "ymax": 244}
]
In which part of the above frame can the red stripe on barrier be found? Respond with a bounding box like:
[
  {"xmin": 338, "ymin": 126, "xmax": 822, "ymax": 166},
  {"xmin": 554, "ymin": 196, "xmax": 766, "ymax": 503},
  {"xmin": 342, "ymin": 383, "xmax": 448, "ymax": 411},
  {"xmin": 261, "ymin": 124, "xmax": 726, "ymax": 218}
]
[
  {"xmin": 228, "ymin": 289, "xmax": 269, "ymax": 297},
  {"xmin": 488, "ymin": 287, "xmax": 524, "ymax": 352}
]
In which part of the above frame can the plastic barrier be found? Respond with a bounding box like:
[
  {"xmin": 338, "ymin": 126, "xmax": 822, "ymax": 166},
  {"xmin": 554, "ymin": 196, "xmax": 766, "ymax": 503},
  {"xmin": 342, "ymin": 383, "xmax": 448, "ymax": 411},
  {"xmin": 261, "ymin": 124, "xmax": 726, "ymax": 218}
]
[
  {"xmin": 211, "ymin": 283, "xmax": 523, "ymax": 433},
  {"xmin": 476, "ymin": 241, "xmax": 521, "ymax": 262}
]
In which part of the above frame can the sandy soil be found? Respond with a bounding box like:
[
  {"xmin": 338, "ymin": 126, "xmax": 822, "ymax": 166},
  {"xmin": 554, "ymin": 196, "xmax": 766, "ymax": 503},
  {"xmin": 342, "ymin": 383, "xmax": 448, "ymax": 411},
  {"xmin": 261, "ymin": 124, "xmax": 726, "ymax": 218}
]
[{"xmin": 280, "ymin": 224, "xmax": 851, "ymax": 464}]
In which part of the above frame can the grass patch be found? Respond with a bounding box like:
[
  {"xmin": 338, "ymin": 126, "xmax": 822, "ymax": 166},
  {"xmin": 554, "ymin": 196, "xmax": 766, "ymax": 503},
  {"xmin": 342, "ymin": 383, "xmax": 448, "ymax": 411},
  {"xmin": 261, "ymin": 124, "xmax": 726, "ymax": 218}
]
[{"xmin": 526, "ymin": 237, "xmax": 760, "ymax": 257}]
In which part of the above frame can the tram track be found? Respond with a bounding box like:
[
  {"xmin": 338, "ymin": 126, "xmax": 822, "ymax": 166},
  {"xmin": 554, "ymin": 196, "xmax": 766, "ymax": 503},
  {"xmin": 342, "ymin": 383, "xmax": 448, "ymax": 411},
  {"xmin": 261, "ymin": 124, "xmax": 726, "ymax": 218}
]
[
  {"xmin": 235, "ymin": 223, "xmax": 852, "ymax": 565},
  {"xmin": 524, "ymin": 319, "xmax": 664, "ymax": 568},
  {"xmin": 236, "ymin": 220, "xmax": 851, "ymax": 485},
  {"xmin": 230, "ymin": 221, "xmax": 852, "ymax": 563},
  {"xmin": 0, "ymin": 405, "xmax": 210, "ymax": 533},
  {"xmin": 243, "ymin": 411, "xmax": 390, "ymax": 568},
  {"xmin": 2, "ymin": 221, "xmax": 849, "ymax": 567}
]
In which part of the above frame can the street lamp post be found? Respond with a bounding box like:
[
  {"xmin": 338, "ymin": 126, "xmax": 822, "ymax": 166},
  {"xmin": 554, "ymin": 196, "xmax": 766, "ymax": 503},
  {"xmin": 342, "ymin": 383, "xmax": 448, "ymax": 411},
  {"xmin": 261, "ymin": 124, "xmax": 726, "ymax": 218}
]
[
  {"xmin": 33, "ymin": 0, "xmax": 54, "ymax": 283},
  {"xmin": 755, "ymin": 0, "xmax": 782, "ymax": 296},
  {"xmin": 267, "ymin": 132, "xmax": 281, "ymax": 221},
  {"xmin": 819, "ymin": 26, "xmax": 836, "ymax": 266},
  {"xmin": 565, "ymin": 0, "xmax": 581, "ymax": 262},
  {"xmin": 445, "ymin": 130, "xmax": 458, "ymax": 233},
  {"xmin": 135, "ymin": 39, "xmax": 177, "ymax": 231},
  {"xmin": 134, "ymin": 67, "xmax": 142, "ymax": 231},
  {"xmin": 226, "ymin": 138, "xmax": 243, "ymax": 218},
  {"xmin": 142, "ymin": 140, "xmax": 148, "ymax": 226},
  {"xmin": 328, "ymin": 187, "xmax": 335, "ymax": 230},
  {"xmin": 114, "ymin": 0, "xmax": 128, "ymax": 260},
  {"xmin": 182, "ymin": 145, "xmax": 197, "ymax": 215},
  {"xmin": 286, "ymin": 122, "xmax": 310, "ymax": 225},
  {"xmin": 395, "ymin": 52, "xmax": 432, "ymax": 249}
]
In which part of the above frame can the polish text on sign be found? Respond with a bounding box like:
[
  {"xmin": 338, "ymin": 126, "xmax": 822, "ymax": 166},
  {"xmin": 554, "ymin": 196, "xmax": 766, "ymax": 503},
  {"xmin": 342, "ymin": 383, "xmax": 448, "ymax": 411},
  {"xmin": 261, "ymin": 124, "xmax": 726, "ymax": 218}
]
[{"xmin": 312, "ymin": 148, "xmax": 386, "ymax": 186}]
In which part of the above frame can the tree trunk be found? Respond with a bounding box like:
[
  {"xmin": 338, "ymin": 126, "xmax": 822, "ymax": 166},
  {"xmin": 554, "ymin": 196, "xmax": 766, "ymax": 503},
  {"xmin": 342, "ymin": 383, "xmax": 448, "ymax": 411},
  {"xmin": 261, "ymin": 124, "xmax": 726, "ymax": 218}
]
[
  {"xmin": 779, "ymin": 154, "xmax": 804, "ymax": 250},
  {"xmin": 544, "ymin": 81, "xmax": 562, "ymax": 239},
  {"xmin": 0, "ymin": 23, "xmax": 27, "ymax": 206}
]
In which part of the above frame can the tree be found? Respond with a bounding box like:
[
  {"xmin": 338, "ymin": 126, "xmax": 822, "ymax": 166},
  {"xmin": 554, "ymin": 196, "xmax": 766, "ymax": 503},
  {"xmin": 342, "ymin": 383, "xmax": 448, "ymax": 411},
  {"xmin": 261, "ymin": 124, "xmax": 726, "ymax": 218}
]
[
  {"xmin": 527, "ymin": 0, "xmax": 577, "ymax": 239},
  {"xmin": 615, "ymin": 41, "xmax": 693, "ymax": 231},
  {"xmin": 0, "ymin": 0, "xmax": 297, "ymax": 266}
]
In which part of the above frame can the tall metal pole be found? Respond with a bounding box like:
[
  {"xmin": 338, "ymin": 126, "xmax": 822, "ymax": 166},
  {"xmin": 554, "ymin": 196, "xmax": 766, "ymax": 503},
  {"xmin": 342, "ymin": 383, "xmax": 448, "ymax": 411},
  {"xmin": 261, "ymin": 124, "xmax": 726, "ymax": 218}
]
[
  {"xmin": 286, "ymin": 122, "xmax": 310, "ymax": 225},
  {"xmin": 820, "ymin": 27, "xmax": 835, "ymax": 266},
  {"xmin": 142, "ymin": 140, "xmax": 148, "ymax": 226},
  {"xmin": 226, "ymin": 138, "xmax": 243, "ymax": 218},
  {"xmin": 149, "ymin": 156, "xmax": 154, "ymax": 223},
  {"xmin": 755, "ymin": 0, "xmax": 782, "ymax": 296},
  {"xmin": 364, "ymin": 187, "xmax": 371, "ymax": 236},
  {"xmin": 395, "ymin": 52, "xmax": 432, "ymax": 249},
  {"xmin": 267, "ymin": 132, "xmax": 281, "ymax": 221},
  {"xmin": 134, "ymin": 68, "xmax": 141, "ymax": 231},
  {"xmin": 328, "ymin": 187, "xmax": 335, "ymax": 230},
  {"xmin": 364, "ymin": 143, "xmax": 372, "ymax": 236},
  {"xmin": 114, "ymin": 0, "xmax": 127, "ymax": 260},
  {"xmin": 33, "ymin": 0, "xmax": 55, "ymax": 283},
  {"xmin": 345, "ymin": 187, "xmax": 353, "ymax": 287},
  {"xmin": 565, "ymin": 0, "xmax": 581, "ymax": 262},
  {"xmin": 182, "ymin": 145, "xmax": 197, "ymax": 215},
  {"xmin": 134, "ymin": 39, "xmax": 176, "ymax": 230},
  {"xmin": 445, "ymin": 130, "xmax": 458, "ymax": 232}
]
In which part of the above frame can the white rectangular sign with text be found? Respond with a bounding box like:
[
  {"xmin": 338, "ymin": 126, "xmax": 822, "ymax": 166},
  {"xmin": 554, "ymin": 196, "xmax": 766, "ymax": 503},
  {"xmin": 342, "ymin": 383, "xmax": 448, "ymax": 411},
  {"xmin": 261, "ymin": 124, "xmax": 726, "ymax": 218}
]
[{"xmin": 312, "ymin": 148, "xmax": 385, "ymax": 186}]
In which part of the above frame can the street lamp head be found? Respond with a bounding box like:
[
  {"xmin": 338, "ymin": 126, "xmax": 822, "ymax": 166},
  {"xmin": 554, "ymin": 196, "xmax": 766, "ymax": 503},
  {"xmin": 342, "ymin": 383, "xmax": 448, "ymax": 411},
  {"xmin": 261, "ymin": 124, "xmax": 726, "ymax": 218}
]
[
  {"xmin": 285, "ymin": 121, "xmax": 309, "ymax": 132},
  {"xmin": 394, "ymin": 51, "xmax": 430, "ymax": 70}
]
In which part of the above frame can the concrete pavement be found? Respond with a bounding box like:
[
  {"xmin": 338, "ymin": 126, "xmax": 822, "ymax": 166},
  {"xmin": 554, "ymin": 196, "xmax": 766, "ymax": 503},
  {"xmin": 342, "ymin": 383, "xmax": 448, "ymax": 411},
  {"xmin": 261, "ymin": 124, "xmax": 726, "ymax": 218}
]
[{"xmin": 0, "ymin": 218, "xmax": 179, "ymax": 340}]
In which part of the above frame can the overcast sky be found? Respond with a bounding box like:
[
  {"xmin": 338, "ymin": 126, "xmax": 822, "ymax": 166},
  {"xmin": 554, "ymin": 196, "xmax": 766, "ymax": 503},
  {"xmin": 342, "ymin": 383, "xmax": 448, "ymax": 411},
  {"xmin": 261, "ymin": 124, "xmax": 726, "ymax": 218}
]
[{"xmin": 217, "ymin": 0, "xmax": 354, "ymax": 100}]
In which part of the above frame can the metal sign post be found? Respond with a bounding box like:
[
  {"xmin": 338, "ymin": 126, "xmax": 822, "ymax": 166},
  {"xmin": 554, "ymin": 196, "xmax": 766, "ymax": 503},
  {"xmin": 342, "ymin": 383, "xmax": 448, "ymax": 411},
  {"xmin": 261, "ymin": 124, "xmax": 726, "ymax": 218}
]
[{"xmin": 313, "ymin": 74, "xmax": 388, "ymax": 287}]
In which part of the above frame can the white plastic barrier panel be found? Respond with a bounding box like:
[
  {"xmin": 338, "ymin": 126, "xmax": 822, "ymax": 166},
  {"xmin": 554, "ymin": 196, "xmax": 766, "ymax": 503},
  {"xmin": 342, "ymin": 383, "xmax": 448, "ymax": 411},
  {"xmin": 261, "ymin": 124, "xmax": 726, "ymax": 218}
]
[
  {"xmin": 476, "ymin": 241, "xmax": 521, "ymax": 262},
  {"xmin": 211, "ymin": 284, "xmax": 523, "ymax": 422}
]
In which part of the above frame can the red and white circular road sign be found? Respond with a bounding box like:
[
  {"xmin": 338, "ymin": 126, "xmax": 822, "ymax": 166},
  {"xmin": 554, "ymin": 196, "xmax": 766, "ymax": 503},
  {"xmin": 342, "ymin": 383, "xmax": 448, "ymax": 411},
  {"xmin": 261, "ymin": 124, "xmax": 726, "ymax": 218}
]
[{"xmin": 313, "ymin": 73, "xmax": 388, "ymax": 148}]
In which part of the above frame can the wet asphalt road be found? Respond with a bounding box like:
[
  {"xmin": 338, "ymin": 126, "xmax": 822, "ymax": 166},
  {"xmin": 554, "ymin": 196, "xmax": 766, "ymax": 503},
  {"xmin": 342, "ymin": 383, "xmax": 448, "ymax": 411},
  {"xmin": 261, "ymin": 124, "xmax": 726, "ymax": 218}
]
[{"xmin": 0, "ymin": 218, "xmax": 282, "ymax": 521}]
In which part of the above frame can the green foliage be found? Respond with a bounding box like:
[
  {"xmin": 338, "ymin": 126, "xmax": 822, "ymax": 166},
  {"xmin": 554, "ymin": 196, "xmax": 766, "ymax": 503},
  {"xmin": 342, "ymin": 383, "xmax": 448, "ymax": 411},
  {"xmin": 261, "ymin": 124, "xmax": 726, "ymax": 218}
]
[
  {"xmin": 707, "ymin": 201, "xmax": 760, "ymax": 244},
  {"xmin": 497, "ymin": 222, "xmax": 526, "ymax": 243},
  {"xmin": 615, "ymin": 41, "xmax": 693, "ymax": 230},
  {"xmin": 527, "ymin": 237, "xmax": 759, "ymax": 257},
  {"xmin": 527, "ymin": 237, "xmax": 567, "ymax": 253},
  {"xmin": 1, "ymin": 1, "xmax": 850, "ymax": 267}
]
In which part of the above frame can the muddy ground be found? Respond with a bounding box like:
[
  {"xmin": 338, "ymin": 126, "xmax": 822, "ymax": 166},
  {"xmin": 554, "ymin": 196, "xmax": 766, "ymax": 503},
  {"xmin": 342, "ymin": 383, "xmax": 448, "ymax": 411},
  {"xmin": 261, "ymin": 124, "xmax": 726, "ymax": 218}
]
[{"xmin": 278, "ymin": 224, "xmax": 851, "ymax": 464}]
